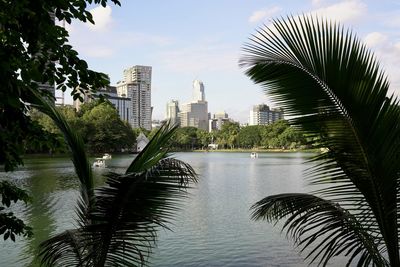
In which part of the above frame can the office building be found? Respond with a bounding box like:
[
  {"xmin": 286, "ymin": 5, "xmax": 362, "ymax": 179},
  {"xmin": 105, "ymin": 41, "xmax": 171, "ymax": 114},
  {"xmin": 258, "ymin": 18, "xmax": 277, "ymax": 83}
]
[
  {"xmin": 209, "ymin": 111, "xmax": 230, "ymax": 132},
  {"xmin": 117, "ymin": 65, "xmax": 152, "ymax": 130},
  {"xmin": 249, "ymin": 104, "xmax": 283, "ymax": 125},
  {"xmin": 179, "ymin": 80, "xmax": 208, "ymax": 131},
  {"xmin": 166, "ymin": 100, "xmax": 180, "ymax": 126}
]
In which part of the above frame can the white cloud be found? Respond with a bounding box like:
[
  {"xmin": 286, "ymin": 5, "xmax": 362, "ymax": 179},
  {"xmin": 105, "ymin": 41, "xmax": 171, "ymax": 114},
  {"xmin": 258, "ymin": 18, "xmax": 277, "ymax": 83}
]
[
  {"xmin": 364, "ymin": 32, "xmax": 388, "ymax": 47},
  {"xmin": 248, "ymin": 6, "xmax": 282, "ymax": 23},
  {"xmin": 310, "ymin": 0, "xmax": 367, "ymax": 23},
  {"xmin": 86, "ymin": 5, "xmax": 113, "ymax": 32},
  {"xmin": 363, "ymin": 32, "xmax": 400, "ymax": 96}
]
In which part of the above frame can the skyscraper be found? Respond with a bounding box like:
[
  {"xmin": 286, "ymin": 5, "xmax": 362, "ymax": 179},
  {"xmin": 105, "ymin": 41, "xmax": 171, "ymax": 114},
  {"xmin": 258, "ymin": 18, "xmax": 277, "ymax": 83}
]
[
  {"xmin": 179, "ymin": 80, "xmax": 208, "ymax": 131},
  {"xmin": 166, "ymin": 99, "xmax": 180, "ymax": 126},
  {"xmin": 192, "ymin": 80, "xmax": 205, "ymax": 101},
  {"xmin": 117, "ymin": 65, "xmax": 152, "ymax": 130},
  {"xmin": 249, "ymin": 104, "xmax": 284, "ymax": 125}
]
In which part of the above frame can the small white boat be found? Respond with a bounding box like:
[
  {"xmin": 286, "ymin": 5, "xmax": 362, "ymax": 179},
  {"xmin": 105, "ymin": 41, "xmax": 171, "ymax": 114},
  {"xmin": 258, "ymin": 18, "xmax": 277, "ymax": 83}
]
[
  {"xmin": 250, "ymin": 152, "xmax": 258, "ymax": 158},
  {"xmin": 102, "ymin": 153, "xmax": 112, "ymax": 160},
  {"xmin": 93, "ymin": 158, "xmax": 106, "ymax": 168}
]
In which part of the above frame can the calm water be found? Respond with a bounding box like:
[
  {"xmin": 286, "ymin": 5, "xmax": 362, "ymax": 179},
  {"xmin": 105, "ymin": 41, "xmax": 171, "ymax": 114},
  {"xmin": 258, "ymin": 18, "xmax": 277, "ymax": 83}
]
[{"xmin": 0, "ymin": 152, "xmax": 345, "ymax": 266}]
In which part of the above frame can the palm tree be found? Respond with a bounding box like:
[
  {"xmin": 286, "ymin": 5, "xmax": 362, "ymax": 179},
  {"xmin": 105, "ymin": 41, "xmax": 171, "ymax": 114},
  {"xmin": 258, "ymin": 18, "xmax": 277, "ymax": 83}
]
[
  {"xmin": 240, "ymin": 15, "xmax": 400, "ymax": 266},
  {"xmin": 28, "ymin": 90, "xmax": 197, "ymax": 266}
]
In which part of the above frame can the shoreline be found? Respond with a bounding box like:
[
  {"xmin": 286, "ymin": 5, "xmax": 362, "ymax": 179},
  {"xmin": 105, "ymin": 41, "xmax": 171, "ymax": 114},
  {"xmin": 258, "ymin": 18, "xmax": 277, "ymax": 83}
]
[
  {"xmin": 22, "ymin": 148, "xmax": 320, "ymax": 158},
  {"xmin": 189, "ymin": 148, "xmax": 320, "ymax": 153}
]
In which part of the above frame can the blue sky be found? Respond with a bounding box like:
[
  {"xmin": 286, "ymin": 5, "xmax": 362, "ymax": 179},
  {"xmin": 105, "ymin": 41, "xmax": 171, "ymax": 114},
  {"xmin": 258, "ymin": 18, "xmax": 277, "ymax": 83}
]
[{"xmin": 63, "ymin": 0, "xmax": 400, "ymax": 123}]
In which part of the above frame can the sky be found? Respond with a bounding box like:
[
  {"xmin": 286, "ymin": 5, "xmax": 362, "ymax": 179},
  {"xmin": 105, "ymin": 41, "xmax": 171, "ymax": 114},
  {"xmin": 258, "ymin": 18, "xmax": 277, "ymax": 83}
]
[{"xmin": 61, "ymin": 0, "xmax": 400, "ymax": 123}]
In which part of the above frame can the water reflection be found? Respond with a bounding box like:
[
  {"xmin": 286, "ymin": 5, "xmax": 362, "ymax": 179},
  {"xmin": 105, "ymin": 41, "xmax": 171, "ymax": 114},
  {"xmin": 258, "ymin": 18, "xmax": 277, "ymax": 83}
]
[
  {"xmin": 150, "ymin": 152, "xmax": 311, "ymax": 267},
  {"xmin": 0, "ymin": 152, "xmax": 329, "ymax": 267}
]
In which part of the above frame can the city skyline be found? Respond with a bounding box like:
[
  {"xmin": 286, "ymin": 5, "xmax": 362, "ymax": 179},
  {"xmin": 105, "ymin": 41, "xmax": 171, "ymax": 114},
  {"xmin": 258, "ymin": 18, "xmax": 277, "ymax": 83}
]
[{"xmin": 61, "ymin": 0, "xmax": 400, "ymax": 123}]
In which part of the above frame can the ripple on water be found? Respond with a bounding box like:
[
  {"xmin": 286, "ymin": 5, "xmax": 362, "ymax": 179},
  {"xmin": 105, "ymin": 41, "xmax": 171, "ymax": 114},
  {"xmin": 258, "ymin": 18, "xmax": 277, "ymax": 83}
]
[{"xmin": 1, "ymin": 153, "xmax": 352, "ymax": 266}]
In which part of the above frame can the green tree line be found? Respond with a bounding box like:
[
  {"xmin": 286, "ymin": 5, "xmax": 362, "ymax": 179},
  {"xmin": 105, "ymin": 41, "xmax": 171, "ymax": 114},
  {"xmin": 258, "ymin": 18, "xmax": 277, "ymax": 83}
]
[
  {"xmin": 29, "ymin": 100, "xmax": 136, "ymax": 154},
  {"xmin": 169, "ymin": 120, "xmax": 308, "ymax": 150}
]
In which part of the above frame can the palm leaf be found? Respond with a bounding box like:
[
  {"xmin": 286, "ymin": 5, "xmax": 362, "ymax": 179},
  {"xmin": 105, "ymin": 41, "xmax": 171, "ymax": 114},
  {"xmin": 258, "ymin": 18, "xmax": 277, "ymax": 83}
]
[
  {"xmin": 251, "ymin": 193, "xmax": 387, "ymax": 266},
  {"xmin": 241, "ymin": 15, "xmax": 400, "ymax": 265},
  {"xmin": 38, "ymin": 122, "xmax": 197, "ymax": 266},
  {"xmin": 27, "ymin": 89, "xmax": 94, "ymax": 216}
]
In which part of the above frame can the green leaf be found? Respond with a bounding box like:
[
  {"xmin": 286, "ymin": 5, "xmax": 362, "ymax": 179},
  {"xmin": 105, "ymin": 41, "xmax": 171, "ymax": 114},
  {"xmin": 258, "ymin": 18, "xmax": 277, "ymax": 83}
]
[{"xmin": 241, "ymin": 15, "xmax": 400, "ymax": 266}]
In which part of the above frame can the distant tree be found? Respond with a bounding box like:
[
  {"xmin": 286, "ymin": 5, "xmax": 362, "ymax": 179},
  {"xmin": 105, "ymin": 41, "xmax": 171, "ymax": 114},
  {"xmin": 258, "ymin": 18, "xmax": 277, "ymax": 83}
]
[
  {"xmin": 278, "ymin": 126, "xmax": 306, "ymax": 149},
  {"xmin": 259, "ymin": 120, "xmax": 302, "ymax": 149},
  {"xmin": 237, "ymin": 125, "xmax": 262, "ymax": 148},
  {"xmin": 172, "ymin": 127, "xmax": 199, "ymax": 150},
  {"xmin": 82, "ymin": 102, "xmax": 135, "ymax": 153},
  {"xmin": 197, "ymin": 129, "xmax": 211, "ymax": 149},
  {"xmin": 217, "ymin": 121, "xmax": 240, "ymax": 149}
]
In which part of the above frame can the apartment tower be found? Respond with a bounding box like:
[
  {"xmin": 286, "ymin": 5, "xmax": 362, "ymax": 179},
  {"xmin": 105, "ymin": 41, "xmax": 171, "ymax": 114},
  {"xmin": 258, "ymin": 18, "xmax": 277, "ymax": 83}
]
[
  {"xmin": 117, "ymin": 65, "xmax": 152, "ymax": 130},
  {"xmin": 249, "ymin": 104, "xmax": 284, "ymax": 125},
  {"xmin": 166, "ymin": 100, "xmax": 180, "ymax": 126}
]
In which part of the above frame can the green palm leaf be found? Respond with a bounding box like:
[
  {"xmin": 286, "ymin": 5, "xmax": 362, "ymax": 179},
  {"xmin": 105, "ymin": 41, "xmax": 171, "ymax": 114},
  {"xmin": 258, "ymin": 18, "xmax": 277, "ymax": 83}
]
[
  {"xmin": 27, "ymin": 89, "xmax": 94, "ymax": 214},
  {"xmin": 252, "ymin": 193, "xmax": 387, "ymax": 266},
  {"xmin": 27, "ymin": 90, "xmax": 198, "ymax": 267},
  {"xmin": 40, "ymin": 157, "xmax": 196, "ymax": 267},
  {"xmin": 241, "ymin": 15, "xmax": 400, "ymax": 266}
]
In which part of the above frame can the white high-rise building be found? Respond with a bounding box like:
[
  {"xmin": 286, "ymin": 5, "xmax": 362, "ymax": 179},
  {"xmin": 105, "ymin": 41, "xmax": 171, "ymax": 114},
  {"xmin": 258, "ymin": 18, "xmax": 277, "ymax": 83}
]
[
  {"xmin": 117, "ymin": 65, "xmax": 152, "ymax": 130},
  {"xmin": 192, "ymin": 80, "xmax": 205, "ymax": 101},
  {"xmin": 166, "ymin": 100, "xmax": 180, "ymax": 126},
  {"xmin": 249, "ymin": 104, "xmax": 284, "ymax": 125},
  {"xmin": 179, "ymin": 80, "xmax": 208, "ymax": 131}
]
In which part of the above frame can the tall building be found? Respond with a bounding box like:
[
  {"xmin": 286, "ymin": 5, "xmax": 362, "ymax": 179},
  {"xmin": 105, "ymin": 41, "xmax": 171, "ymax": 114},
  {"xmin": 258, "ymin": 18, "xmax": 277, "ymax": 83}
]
[
  {"xmin": 117, "ymin": 65, "xmax": 152, "ymax": 130},
  {"xmin": 179, "ymin": 80, "xmax": 208, "ymax": 131},
  {"xmin": 249, "ymin": 104, "xmax": 284, "ymax": 125},
  {"xmin": 192, "ymin": 80, "xmax": 205, "ymax": 101},
  {"xmin": 166, "ymin": 100, "xmax": 180, "ymax": 126},
  {"xmin": 209, "ymin": 111, "xmax": 230, "ymax": 132}
]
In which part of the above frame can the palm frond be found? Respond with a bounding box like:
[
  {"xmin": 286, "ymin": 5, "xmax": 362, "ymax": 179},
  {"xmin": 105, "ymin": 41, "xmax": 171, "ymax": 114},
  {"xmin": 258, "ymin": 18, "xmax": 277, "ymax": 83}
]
[
  {"xmin": 39, "ymin": 230, "xmax": 87, "ymax": 267},
  {"xmin": 27, "ymin": 89, "xmax": 94, "ymax": 218},
  {"xmin": 241, "ymin": 15, "xmax": 400, "ymax": 265},
  {"xmin": 126, "ymin": 121, "xmax": 177, "ymax": 174},
  {"xmin": 251, "ymin": 193, "xmax": 387, "ymax": 266},
  {"xmin": 38, "ymin": 123, "xmax": 197, "ymax": 266}
]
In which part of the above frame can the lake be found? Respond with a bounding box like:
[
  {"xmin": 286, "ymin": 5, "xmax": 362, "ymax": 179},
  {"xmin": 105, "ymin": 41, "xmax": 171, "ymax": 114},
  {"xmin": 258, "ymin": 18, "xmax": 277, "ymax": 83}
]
[{"xmin": 0, "ymin": 152, "xmax": 345, "ymax": 266}]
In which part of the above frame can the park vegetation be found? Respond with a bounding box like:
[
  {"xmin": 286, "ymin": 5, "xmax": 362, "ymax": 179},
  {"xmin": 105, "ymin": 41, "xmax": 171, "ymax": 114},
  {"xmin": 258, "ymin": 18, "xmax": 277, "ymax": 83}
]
[
  {"xmin": 28, "ymin": 106, "xmax": 307, "ymax": 154},
  {"xmin": 29, "ymin": 100, "xmax": 136, "ymax": 154},
  {"xmin": 167, "ymin": 120, "xmax": 308, "ymax": 151}
]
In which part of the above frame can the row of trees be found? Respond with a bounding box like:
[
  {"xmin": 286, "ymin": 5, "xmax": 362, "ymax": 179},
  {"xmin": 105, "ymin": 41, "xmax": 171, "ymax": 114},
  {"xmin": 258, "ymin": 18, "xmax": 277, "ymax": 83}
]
[
  {"xmin": 167, "ymin": 120, "xmax": 307, "ymax": 150},
  {"xmin": 29, "ymin": 100, "xmax": 136, "ymax": 154}
]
